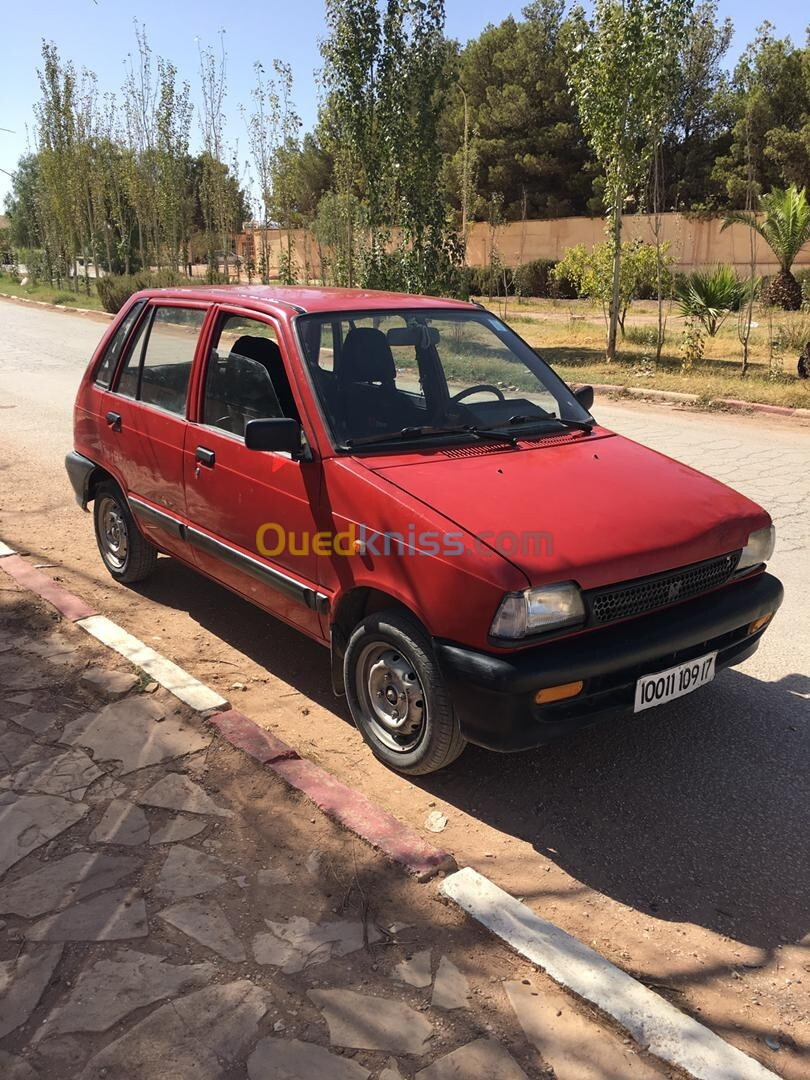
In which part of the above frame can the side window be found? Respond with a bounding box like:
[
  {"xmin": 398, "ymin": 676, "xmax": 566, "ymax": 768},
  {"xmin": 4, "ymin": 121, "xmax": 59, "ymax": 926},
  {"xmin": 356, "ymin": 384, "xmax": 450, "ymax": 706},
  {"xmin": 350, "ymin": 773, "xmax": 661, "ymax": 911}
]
[
  {"xmin": 317, "ymin": 323, "xmax": 336, "ymax": 372},
  {"xmin": 115, "ymin": 309, "xmax": 153, "ymax": 399},
  {"xmin": 94, "ymin": 300, "xmax": 145, "ymax": 388},
  {"xmin": 139, "ymin": 307, "xmax": 206, "ymax": 415},
  {"xmin": 203, "ymin": 314, "xmax": 300, "ymax": 437}
]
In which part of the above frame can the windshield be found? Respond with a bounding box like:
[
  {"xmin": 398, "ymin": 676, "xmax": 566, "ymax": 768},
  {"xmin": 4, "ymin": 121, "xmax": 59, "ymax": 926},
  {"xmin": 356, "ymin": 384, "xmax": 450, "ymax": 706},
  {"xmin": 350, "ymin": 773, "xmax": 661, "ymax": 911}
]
[{"xmin": 296, "ymin": 308, "xmax": 591, "ymax": 449}]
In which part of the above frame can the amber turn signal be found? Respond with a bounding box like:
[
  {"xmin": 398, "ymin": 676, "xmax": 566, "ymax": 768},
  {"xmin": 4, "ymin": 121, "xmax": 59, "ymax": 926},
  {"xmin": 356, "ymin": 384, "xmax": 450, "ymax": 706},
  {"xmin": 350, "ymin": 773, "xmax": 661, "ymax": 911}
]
[
  {"xmin": 748, "ymin": 612, "xmax": 774, "ymax": 635},
  {"xmin": 534, "ymin": 680, "xmax": 584, "ymax": 705}
]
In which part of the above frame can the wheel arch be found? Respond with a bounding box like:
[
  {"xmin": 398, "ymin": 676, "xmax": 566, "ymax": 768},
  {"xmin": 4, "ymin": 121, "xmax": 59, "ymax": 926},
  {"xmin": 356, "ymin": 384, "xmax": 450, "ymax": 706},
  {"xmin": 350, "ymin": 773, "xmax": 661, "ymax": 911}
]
[{"xmin": 329, "ymin": 586, "xmax": 430, "ymax": 696}]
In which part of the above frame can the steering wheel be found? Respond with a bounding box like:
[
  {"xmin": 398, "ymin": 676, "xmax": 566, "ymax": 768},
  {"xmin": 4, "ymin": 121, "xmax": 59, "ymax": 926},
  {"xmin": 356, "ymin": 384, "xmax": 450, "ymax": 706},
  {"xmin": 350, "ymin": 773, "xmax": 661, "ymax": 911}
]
[{"xmin": 451, "ymin": 383, "xmax": 506, "ymax": 404}]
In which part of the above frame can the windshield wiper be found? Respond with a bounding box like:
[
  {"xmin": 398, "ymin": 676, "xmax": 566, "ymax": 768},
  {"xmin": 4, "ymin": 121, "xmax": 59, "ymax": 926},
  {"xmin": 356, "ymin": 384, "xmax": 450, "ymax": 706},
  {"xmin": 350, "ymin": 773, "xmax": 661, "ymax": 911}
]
[
  {"xmin": 507, "ymin": 413, "xmax": 594, "ymax": 435},
  {"xmin": 340, "ymin": 415, "xmax": 595, "ymax": 450},
  {"xmin": 340, "ymin": 424, "xmax": 518, "ymax": 450},
  {"xmin": 549, "ymin": 416, "xmax": 594, "ymax": 433}
]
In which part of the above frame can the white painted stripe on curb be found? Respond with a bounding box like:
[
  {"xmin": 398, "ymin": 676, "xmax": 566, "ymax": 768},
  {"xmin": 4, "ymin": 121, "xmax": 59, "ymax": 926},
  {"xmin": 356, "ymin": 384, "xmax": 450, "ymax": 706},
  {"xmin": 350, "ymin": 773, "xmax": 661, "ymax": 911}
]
[
  {"xmin": 76, "ymin": 614, "xmax": 229, "ymax": 714},
  {"xmin": 0, "ymin": 541, "xmax": 16, "ymax": 557},
  {"xmin": 441, "ymin": 868, "xmax": 778, "ymax": 1080}
]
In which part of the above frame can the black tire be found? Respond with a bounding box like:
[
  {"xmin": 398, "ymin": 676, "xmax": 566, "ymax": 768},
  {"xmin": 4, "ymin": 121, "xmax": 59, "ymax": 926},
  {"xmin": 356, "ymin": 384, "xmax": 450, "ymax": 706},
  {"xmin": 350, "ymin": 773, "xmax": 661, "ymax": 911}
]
[
  {"xmin": 344, "ymin": 608, "xmax": 466, "ymax": 775},
  {"xmin": 93, "ymin": 481, "xmax": 158, "ymax": 584}
]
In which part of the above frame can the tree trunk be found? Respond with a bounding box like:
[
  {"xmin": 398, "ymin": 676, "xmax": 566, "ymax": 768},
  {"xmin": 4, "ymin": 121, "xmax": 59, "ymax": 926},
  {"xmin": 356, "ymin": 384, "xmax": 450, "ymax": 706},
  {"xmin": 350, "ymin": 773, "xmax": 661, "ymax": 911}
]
[
  {"xmin": 607, "ymin": 198, "xmax": 622, "ymax": 361},
  {"xmin": 766, "ymin": 269, "xmax": 802, "ymax": 311}
]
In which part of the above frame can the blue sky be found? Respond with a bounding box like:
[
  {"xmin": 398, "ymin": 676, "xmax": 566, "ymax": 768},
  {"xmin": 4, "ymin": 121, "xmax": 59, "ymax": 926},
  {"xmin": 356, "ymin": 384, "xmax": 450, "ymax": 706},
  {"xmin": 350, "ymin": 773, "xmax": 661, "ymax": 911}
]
[{"xmin": 2, "ymin": 0, "xmax": 808, "ymax": 207}]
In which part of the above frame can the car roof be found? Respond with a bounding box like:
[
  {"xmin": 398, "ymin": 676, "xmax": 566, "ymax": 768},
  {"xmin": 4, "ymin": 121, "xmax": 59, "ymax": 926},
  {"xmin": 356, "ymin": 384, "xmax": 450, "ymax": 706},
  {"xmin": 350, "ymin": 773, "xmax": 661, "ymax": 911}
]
[{"xmin": 133, "ymin": 284, "xmax": 478, "ymax": 316}]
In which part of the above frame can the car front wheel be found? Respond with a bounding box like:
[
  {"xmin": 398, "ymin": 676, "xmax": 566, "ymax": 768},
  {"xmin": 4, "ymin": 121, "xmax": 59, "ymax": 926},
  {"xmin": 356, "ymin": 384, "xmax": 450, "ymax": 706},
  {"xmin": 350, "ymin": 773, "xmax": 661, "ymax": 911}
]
[
  {"xmin": 93, "ymin": 481, "xmax": 158, "ymax": 584},
  {"xmin": 344, "ymin": 608, "xmax": 466, "ymax": 775}
]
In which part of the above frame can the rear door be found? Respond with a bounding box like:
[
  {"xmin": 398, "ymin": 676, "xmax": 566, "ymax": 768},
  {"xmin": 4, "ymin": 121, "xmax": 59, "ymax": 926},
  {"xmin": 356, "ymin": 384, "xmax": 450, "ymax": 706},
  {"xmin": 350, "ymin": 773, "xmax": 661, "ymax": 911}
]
[
  {"xmin": 183, "ymin": 307, "xmax": 326, "ymax": 638},
  {"xmin": 102, "ymin": 300, "xmax": 210, "ymax": 561}
]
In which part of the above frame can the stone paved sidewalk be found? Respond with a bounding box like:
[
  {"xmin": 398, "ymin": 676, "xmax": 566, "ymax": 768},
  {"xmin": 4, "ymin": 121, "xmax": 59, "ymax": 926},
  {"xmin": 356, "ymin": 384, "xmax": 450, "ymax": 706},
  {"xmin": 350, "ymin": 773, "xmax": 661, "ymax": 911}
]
[{"xmin": 0, "ymin": 580, "xmax": 674, "ymax": 1080}]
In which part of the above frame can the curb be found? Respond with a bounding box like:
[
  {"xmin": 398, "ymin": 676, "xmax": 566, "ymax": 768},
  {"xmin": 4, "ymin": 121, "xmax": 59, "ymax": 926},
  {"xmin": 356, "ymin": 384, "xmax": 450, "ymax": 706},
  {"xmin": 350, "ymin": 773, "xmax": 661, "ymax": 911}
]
[
  {"xmin": 576, "ymin": 381, "xmax": 810, "ymax": 421},
  {"xmin": 441, "ymin": 868, "xmax": 780, "ymax": 1080},
  {"xmin": 0, "ymin": 290, "xmax": 112, "ymax": 318},
  {"xmin": 0, "ymin": 552, "xmax": 97, "ymax": 621},
  {"xmin": 209, "ymin": 710, "xmax": 455, "ymax": 881},
  {"xmin": 0, "ymin": 545, "xmax": 454, "ymax": 882}
]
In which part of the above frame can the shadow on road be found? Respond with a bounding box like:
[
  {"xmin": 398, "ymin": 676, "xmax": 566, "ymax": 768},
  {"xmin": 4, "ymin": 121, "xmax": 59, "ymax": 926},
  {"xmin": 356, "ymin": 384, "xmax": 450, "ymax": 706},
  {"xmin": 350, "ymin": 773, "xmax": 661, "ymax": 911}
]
[{"xmin": 134, "ymin": 554, "xmax": 809, "ymax": 955}]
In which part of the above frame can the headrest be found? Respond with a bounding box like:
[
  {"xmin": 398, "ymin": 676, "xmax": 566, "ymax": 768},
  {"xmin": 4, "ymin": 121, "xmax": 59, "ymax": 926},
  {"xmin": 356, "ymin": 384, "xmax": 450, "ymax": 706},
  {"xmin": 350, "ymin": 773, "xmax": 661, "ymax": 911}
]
[
  {"xmin": 341, "ymin": 327, "xmax": 396, "ymax": 385},
  {"xmin": 231, "ymin": 335, "xmax": 282, "ymax": 368}
]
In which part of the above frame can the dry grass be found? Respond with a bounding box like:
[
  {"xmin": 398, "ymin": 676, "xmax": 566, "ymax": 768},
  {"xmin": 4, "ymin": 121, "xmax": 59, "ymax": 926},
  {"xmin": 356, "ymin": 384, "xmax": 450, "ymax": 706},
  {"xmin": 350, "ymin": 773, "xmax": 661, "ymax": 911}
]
[{"xmin": 484, "ymin": 298, "xmax": 810, "ymax": 409}]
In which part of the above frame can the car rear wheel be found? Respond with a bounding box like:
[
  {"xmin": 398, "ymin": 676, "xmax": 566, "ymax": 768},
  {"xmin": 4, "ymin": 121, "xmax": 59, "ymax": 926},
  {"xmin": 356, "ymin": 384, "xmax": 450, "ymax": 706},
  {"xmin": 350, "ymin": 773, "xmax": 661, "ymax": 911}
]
[
  {"xmin": 344, "ymin": 608, "xmax": 466, "ymax": 775},
  {"xmin": 93, "ymin": 481, "xmax": 157, "ymax": 584}
]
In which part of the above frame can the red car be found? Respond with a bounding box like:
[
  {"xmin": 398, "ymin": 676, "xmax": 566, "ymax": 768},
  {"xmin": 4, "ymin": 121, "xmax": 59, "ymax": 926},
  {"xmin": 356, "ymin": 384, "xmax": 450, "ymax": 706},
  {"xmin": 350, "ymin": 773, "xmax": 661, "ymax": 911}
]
[{"xmin": 66, "ymin": 286, "xmax": 783, "ymax": 774}]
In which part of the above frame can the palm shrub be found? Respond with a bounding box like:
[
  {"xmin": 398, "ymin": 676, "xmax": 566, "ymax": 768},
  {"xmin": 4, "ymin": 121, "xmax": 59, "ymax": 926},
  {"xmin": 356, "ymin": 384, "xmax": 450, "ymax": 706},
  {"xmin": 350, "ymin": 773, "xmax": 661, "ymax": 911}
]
[
  {"xmin": 674, "ymin": 266, "xmax": 752, "ymax": 337},
  {"xmin": 722, "ymin": 185, "xmax": 810, "ymax": 311}
]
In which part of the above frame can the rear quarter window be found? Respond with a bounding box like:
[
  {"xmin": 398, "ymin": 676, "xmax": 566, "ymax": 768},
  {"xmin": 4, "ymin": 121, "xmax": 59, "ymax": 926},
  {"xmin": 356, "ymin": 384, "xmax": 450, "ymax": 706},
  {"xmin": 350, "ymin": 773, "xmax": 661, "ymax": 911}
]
[{"xmin": 94, "ymin": 300, "xmax": 146, "ymax": 388}]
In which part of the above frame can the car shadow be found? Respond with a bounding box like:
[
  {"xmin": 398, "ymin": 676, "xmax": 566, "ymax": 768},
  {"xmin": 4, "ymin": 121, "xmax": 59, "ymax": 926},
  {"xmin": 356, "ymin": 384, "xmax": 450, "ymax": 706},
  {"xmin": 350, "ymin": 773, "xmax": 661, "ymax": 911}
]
[
  {"xmin": 135, "ymin": 556, "xmax": 807, "ymax": 953},
  {"xmin": 421, "ymin": 666, "xmax": 810, "ymax": 953},
  {"xmin": 133, "ymin": 554, "xmax": 346, "ymax": 716}
]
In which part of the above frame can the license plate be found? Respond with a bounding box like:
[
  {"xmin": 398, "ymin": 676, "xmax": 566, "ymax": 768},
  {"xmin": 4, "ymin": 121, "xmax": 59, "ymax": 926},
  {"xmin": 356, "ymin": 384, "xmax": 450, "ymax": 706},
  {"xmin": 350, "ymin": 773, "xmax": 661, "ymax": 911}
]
[{"xmin": 634, "ymin": 652, "xmax": 717, "ymax": 713}]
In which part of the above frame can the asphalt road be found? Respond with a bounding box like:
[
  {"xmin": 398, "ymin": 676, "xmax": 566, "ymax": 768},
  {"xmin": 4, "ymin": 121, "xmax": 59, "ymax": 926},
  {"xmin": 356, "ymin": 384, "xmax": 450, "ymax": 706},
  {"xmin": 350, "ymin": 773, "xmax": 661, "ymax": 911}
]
[{"xmin": 1, "ymin": 298, "xmax": 808, "ymax": 1076}]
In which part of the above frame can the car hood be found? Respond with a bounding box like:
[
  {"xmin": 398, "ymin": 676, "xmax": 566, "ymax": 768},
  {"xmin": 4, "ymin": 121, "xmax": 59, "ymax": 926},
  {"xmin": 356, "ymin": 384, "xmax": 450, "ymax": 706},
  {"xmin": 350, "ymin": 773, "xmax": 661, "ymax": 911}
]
[{"xmin": 366, "ymin": 432, "xmax": 769, "ymax": 590}]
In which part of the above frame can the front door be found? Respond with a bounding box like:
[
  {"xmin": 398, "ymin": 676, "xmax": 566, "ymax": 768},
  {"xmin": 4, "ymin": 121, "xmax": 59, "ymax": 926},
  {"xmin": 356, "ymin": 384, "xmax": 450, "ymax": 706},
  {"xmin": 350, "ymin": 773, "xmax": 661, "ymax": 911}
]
[{"xmin": 183, "ymin": 308, "xmax": 325, "ymax": 639}]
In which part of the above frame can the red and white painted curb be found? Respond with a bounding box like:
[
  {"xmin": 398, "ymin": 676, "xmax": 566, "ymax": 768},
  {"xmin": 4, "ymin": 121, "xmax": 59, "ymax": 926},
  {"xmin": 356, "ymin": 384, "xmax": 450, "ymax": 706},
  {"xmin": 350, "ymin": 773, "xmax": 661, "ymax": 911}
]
[
  {"xmin": 441, "ymin": 869, "xmax": 779, "ymax": 1080},
  {"xmin": 0, "ymin": 540, "xmax": 782, "ymax": 1078}
]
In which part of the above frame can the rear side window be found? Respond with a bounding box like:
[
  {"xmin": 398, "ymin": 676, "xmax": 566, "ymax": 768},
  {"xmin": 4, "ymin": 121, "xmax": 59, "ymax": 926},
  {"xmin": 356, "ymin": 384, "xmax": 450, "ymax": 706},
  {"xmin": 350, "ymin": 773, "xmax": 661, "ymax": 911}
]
[
  {"xmin": 94, "ymin": 300, "xmax": 145, "ymax": 388},
  {"xmin": 113, "ymin": 305, "xmax": 206, "ymax": 417},
  {"xmin": 140, "ymin": 307, "xmax": 206, "ymax": 415},
  {"xmin": 116, "ymin": 309, "xmax": 152, "ymax": 399}
]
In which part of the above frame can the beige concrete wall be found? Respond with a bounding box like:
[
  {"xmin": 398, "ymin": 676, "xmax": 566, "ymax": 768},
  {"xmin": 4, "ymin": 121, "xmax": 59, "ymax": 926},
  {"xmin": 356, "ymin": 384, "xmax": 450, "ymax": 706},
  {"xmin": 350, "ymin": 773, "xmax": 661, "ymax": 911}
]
[
  {"xmin": 465, "ymin": 213, "xmax": 810, "ymax": 274},
  {"xmin": 236, "ymin": 213, "xmax": 810, "ymax": 280}
]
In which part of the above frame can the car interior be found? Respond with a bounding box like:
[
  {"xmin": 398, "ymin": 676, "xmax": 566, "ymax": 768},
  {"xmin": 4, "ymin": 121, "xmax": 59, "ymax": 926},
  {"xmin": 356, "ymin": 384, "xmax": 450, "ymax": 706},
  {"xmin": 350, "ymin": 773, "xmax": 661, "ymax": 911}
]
[{"xmin": 300, "ymin": 314, "xmax": 558, "ymax": 442}]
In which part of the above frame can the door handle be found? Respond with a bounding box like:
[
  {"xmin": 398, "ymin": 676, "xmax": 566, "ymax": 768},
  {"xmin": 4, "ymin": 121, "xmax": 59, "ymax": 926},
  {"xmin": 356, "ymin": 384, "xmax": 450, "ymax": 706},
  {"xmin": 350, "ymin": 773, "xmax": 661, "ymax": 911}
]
[
  {"xmin": 195, "ymin": 446, "xmax": 216, "ymax": 468},
  {"xmin": 105, "ymin": 411, "xmax": 122, "ymax": 432}
]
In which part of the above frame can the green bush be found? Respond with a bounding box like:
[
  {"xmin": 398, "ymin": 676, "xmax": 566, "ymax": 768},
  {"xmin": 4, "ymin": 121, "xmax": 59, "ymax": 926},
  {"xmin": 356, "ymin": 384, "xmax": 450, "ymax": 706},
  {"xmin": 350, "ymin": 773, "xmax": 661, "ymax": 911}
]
[
  {"xmin": 462, "ymin": 258, "xmax": 575, "ymax": 300},
  {"xmin": 96, "ymin": 269, "xmax": 185, "ymax": 313},
  {"xmin": 553, "ymin": 239, "xmax": 671, "ymax": 314},
  {"xmin": 795, "ymin": 268, "xmax": 810, "ymax": 309},
  {"xmin": 674, "ymin": 266, "xmax": 754, "ymax": 336},
  {"xmin": 462, "ymin": 264, "xmax": 515, "ymax": 298},
  {"xmin": 513, "ymin": 258, "xmax": 554, "ymax": 297}
]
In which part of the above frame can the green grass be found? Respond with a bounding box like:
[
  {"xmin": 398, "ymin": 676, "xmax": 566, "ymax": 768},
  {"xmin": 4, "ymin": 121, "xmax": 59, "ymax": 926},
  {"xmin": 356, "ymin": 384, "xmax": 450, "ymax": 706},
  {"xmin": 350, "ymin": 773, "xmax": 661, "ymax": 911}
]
[{"xmin": 0, "ymin": 273, "xmax": 104, "ymax": 310}]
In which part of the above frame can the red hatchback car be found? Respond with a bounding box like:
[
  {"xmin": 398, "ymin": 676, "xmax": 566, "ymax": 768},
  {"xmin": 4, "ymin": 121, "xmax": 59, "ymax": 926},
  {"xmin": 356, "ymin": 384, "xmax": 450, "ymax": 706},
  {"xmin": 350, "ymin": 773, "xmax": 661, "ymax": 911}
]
[{"xmin": 67, "ymin": 286, "xmax": 783, "ymax": 774}]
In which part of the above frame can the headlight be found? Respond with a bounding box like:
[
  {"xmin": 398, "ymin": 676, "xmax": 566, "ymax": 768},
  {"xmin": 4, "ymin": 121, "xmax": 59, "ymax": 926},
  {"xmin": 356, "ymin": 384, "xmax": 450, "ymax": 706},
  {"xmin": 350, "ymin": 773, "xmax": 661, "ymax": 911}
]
[
  {"xmin": 490, "ymin": 582, "xmax": 585, "ymax": 640},
  {"xmin": 736, "ymin": 525, "xmax": 775, "ymax": 573}
]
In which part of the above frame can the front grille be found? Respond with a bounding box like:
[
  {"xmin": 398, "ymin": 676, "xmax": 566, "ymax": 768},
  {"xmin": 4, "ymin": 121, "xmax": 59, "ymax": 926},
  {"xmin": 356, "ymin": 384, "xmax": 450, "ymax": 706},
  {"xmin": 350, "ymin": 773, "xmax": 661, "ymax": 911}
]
[{"xmin": 585, "ymin": 551, "xmax": 741, "ymax": 625}]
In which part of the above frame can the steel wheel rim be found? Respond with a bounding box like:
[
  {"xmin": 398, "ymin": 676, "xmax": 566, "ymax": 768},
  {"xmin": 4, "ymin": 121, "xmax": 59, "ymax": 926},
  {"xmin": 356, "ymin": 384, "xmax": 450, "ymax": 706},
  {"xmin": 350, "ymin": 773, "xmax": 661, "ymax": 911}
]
[
  {"xmin": 98, "ymin": 496, "xmax": 128, "ymax": 571},
  {"xmin": 355, "ymin": 641, "xmax": 427, "ymax": 753}
]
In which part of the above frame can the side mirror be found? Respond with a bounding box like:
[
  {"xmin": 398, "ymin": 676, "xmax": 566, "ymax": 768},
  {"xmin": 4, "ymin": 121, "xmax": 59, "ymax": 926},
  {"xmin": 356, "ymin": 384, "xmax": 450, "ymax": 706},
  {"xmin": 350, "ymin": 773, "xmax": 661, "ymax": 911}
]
[
  {"xmin": 574, "ymin": 385, "xmax": 594, "ymax": 412},
  {"xmin": 245, "ymin": 417, "xmax": 302, "ymax": 456}
]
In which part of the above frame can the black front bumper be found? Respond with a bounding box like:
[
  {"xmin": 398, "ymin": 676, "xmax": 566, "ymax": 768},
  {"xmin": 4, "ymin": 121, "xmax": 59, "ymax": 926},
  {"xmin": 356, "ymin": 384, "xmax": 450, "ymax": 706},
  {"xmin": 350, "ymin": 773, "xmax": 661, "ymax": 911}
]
[{"xmin": 435, "ymin": 572, "xmax": 783, "ymax": 751}]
